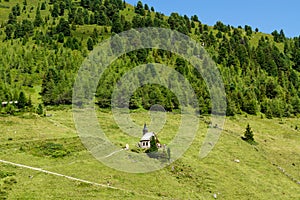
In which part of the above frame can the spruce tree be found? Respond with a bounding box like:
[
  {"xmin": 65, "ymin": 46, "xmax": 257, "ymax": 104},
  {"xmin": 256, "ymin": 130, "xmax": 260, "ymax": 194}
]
[
  {"xmin": 36, "ymin": 104, "xmax": 43, "ymax": 115},
  {"xmin": 51, "ymin": 3, "xmax": 59, "ymax": 18},
  {"xmin": 87, "ymin": 37, "xmax": 94, "ymax": 50},
  {"xmin": 18, "ymin": 91, "xmax": 27, "ymax": 109},
  {"xmin": 34, "ymin": 7, "xmax": 44, "ymax": 27},
  {"xmin": 242, "ymin": 124, "xmax": 255, "ymax": 144},
  {"xmin": 147, "ymin": 136, "xmax": 158, "ymax": 153}
]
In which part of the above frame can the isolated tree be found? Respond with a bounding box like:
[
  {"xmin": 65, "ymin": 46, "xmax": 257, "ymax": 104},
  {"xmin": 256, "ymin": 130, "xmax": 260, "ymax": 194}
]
[{"xmin": 242, "ymin": 124, "xmax": 255, "ymax": 144}]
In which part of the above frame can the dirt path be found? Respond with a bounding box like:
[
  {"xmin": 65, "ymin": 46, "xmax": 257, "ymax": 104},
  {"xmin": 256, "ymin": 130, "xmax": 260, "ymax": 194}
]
[
  {"xmin": 0, "ymin": 159, "xmax": 123, "ymax": 190},
  {"xmin": 0, "ymin": 159, "xmax": 161, "ymax": 199}
]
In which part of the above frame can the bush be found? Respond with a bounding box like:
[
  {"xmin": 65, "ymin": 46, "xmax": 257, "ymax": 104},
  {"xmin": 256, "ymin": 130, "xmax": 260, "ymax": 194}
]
[
  {"xmin": 0, "ymin": 171, "xmax": 15, "ymax": 179},
  {"xmin": 39, "ymin": 142, "xmax": 69, "ymax": 158}
]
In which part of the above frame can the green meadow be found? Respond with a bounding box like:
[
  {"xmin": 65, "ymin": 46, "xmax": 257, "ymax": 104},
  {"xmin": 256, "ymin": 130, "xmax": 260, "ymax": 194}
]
[
  {"xmin": 0, "ymin": 0, "xmax": 299, "ymax": 199},
  {"xmin": 0, "ymin": 109, "xmax": 299, "ymax": 199}
]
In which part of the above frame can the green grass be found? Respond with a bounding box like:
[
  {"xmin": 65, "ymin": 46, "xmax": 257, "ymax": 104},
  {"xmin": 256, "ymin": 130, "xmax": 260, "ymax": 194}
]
[
  {"xmin": 0, "ymin": 0, "xmax": 298, "ymax": 198},
  {"xmin": 0, "ymin": 110, "xmax": 299, "ymax": 199}
]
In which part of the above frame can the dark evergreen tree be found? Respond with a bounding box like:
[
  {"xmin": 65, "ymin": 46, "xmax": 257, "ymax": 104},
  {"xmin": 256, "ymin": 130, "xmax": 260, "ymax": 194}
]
[
  {"xmin": 87, "ymin": 37, "xmax": 94, "ymax": 50},
  {"xmin": 245, "ymin": 25, "xmax": 252, "ymax": 36},
  {"xmin": 14, "ymin": 19, "xmax": 34, "ymax": 39},
  {"xmin": 7, "ymin": 13, "xmax": 17, "ymax": 25},
  {"xmin": 74, "ymin": 8, "xmax": 84, "ymax": 25},
  {"xmin": 41, "ymin": 2, "xmax": 46, "ymax": 10},
  {"xmin": 111, "ymin": 13, "xmax": 123, "ymax": 33},
  {"xmin": 135, "ymin": 1, "xmax": 145, "ymax": 16},
  {"xmin": 5, "ymin": 24, "xmax": 14, "ymax": 39},
  {"xmin": 36, "ymin": 103, "xmax": 44, "ymax": 115},
  {"xmin": 59, "ymin": 1, "xmax": 66, "ymax": 16},
  {"xmin": 51, "ymin": 3, "xmax": 59, "ymax": 18},
  {"xmin": 146, "ymin": 136, "xmax": 158, "ymax": 153},
  {"xmin": 12, "ymin": 4, "xmax": 21, "ymax": 16},
  {"xmin": 57, "ymin": 32, "xmax": 64, "ymax": 43},
  {"xmin": 56, "ymin": 18, "xmax": 71, "ymax": 36},
  {"xmin": 83, "ymin": 9, "xmax": 89, "ymax": 24},
  {"xmin": 242, "ymin": 124, "xmax": 255, "ymax": 144},
  {"xmin": 34, "ymin": 7, "xmax": 44, "ymax": 27},
  {"xmin": 17, "ymin": 91, "xmax": 27, "ymax": 109}
]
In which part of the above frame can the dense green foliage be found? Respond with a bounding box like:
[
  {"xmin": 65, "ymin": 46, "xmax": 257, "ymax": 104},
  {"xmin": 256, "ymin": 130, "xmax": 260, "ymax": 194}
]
[{"xmin": 0, "ymin": 0, "xmax": 300, "ymax": 118}]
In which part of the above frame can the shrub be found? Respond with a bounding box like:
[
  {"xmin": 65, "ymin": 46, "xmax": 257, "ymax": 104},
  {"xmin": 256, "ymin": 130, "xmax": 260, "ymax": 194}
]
[{"xmin": 39, "ymin": 142, "xmax": 69, "ymax": 158}]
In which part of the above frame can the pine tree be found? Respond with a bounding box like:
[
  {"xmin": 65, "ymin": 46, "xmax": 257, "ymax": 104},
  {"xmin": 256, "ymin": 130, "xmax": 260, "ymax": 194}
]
[
  {"xmin": 18, "ymin": 91, "xmax": 27, "ymax": 109},
  {"xmin": 56, "ymin": 18, "xmax": 71, "ymax": 36},
  {"xmin": 87, "ymin": 37, "xmax": 94, "ymax": 50},
  {"xmin": 135, "ymin": 1, "xmax": 144, "ymax": 16},
  {"xmin": 34, "ymin": 7, "xmax": 44, "ymax": 27},
  {"xmin": 41, "ymin": 2, "xmax": 46, "ymax": 10},
  {"xmin": 36, "ymin": 103, "xmax": 43, "ymax": 115},
  {"xmin": 51, "ymin": 3, "xmax": 59, "ymax": 18},
  {"xmin": 111, "ymin": 13, "xmax": 123, "ymax": 33},
  {"xmin": 12, "ymin": 4, "xmax": 21, "ymax": 16},
  {"xmin": 5, "ymin": 24, "xmax": 14, "ymax": 39},
  {"xmin": 146, "ymin": 136, "xmax": 158, "ymax": 153},
  {"xmin": 7, "ymin": 13, "xmax": 17, "ymax": 25},
  {"xmin": 242, "ymin": 124, "xmax": 255, "ymax": 144},
  {"xmin": 59, "ymin": 1, "xmax": 66, "ymax": 16}
]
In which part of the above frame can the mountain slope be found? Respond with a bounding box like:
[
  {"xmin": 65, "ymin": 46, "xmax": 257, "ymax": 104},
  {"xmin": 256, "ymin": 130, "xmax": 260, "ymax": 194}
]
[
  {"xmin": 0, "ymin": 110, "xmax": 299, "ymax": 199},
  {"xmin": 0, "ymin": 0, "xmax": 300, "ymax": 118},
  {"xmin": 0, "ymin": 1, "xmax": 299, "ymax": 199}
]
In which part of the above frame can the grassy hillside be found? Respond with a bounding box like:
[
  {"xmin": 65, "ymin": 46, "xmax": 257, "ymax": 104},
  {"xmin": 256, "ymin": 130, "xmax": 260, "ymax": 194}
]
[
  {"xmin": 1, "ymin": 0, "xmax": 300, "ymax": 118},
  {"xmin": 0, "ymin": 110, "xmax": 299, "ymax": 199},
  {"xmin": 0, "ymin": 0, "xmax": 300, "ymax": 199}
]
